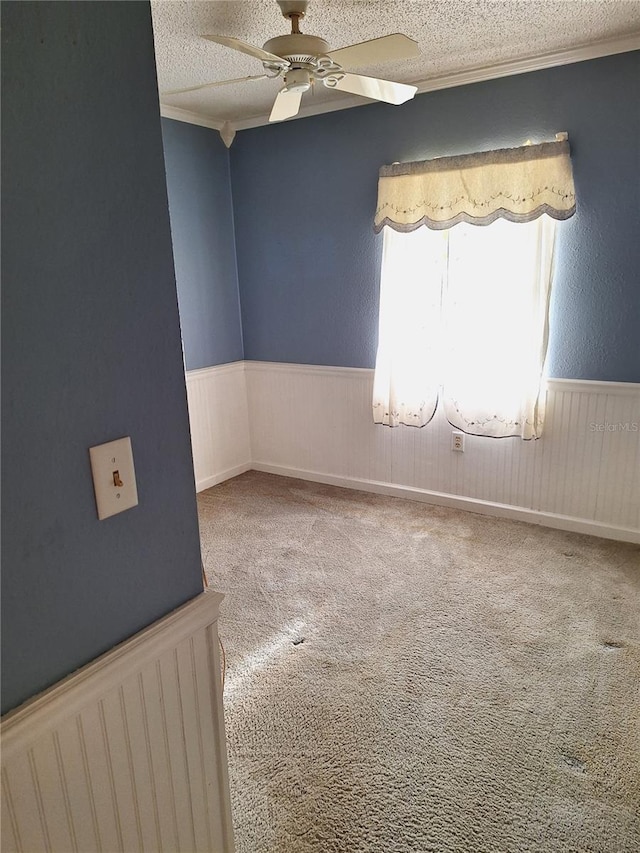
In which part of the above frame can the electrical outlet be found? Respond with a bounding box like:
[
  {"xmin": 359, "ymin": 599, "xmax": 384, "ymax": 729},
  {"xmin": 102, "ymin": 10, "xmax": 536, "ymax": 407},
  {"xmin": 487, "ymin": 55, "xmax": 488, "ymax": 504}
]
[{"xmin": 451, "ymin": 431, "xmax": 465, "ymax": 452}]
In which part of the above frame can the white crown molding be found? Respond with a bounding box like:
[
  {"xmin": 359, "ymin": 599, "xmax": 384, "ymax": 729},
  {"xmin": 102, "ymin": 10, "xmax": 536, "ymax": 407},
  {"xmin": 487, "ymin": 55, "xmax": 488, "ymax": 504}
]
[
  {"xmin": 160, "ymin": 32, "xmax": 640, "ymax": 138},
  {"xmin": 412, "ymin": 31, "xmax": 640, "ymax": 98},
  {"xmin": 160, "ymin": 103, "xmax": 226, "ymax": 130}
]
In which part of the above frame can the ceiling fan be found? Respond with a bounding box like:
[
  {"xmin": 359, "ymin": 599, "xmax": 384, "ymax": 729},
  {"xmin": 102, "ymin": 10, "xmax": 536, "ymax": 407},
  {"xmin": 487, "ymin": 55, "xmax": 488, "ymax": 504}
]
[{"xmin": 163, "ymin": 0, "xmax": 420, "ymax": 122}]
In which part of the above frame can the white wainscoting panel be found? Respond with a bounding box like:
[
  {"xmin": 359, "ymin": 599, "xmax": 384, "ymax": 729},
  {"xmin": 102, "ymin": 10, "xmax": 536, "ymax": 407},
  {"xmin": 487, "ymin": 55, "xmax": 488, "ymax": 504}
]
[
  {"xmin": 186, "ymin": 362, "xmax": 251, "ymax": 492},
  {"xmin": 1, "ymin": 591, "xmax": 234, "ymax": 853},
  {"xmin": 245, "ymin": 362, "xmax": 640, "ymax": 542}
]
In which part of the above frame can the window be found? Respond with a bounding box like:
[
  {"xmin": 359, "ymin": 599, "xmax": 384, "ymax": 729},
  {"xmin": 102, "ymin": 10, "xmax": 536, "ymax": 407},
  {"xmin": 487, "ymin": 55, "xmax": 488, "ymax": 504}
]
[{"xmin": 372, "ymin": 137, "xmax": 576, "ymax": 439}]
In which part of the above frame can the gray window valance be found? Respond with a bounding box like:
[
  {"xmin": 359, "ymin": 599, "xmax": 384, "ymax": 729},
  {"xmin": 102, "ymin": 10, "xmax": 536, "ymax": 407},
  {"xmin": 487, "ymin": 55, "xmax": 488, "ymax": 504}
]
[{"xmin": 374, "ymin": 136, "xmax": 576, "ymax": 233}]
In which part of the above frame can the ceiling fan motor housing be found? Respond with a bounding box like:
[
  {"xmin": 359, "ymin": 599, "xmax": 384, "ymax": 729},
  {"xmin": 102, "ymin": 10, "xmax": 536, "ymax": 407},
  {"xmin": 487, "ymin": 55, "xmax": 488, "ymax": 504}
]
[{"xmin": 262, "ymin": 34, "xmax": 330, "ymax": 68}]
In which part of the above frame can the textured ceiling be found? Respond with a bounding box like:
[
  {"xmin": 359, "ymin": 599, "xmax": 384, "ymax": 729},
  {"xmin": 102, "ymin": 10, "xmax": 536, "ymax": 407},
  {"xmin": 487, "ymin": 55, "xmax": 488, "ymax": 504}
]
[{"xmin": 152, "ymin": 1, "xmax": 640, "ymax": 125}]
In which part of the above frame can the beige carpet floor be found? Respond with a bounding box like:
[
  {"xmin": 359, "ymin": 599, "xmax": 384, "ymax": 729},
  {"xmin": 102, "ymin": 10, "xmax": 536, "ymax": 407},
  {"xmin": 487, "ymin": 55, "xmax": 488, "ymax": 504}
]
[{"xmin": 198, "ymin": 471, "xmax": 640, "ymax": 853}]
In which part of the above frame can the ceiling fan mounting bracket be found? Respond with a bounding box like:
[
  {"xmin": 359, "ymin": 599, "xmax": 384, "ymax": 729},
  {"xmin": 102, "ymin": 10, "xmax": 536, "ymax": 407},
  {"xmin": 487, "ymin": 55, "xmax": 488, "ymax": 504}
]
[{"xmin": 277, "ymin": 1, "xmax": 309, "ymax": 23}]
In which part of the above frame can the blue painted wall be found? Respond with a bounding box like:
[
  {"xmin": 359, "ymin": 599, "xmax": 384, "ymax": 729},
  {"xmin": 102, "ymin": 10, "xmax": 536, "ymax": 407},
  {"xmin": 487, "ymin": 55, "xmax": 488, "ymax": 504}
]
[
  {"xmin": 1, "ymin": 1, "xmax": 203, "ymax": 715},
  {"xmin": 231, "ymin": 51, "xmax": 640, "ymax": 382},
  {"xmin": 161, "ymin": 118, "xmax": 243, "ymax": 370}
]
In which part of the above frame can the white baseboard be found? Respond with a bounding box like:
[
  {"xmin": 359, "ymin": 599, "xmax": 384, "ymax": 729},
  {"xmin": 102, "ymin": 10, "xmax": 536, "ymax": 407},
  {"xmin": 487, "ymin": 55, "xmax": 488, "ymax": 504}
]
[
  {"xmin": 196, "ymin": 461, "xmax": 252, "ymax": 493},
  {"xmin": 252, "ymin": 462, "xmax": 640, "ymax": 544}
]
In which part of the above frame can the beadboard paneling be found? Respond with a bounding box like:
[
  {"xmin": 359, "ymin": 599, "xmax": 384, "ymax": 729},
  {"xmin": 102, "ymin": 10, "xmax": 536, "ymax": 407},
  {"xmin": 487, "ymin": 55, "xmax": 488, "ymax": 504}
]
[
  {"xmin": 245, "ymin": 362, "xmax": 640, "ymax": 542},
  {"xmin": 186, "ymin": 362, "xmax": 251, "ymax": 492},
  {"xmin": 1, "ymin": 591, "xmax": 234, "ymax": 853}
]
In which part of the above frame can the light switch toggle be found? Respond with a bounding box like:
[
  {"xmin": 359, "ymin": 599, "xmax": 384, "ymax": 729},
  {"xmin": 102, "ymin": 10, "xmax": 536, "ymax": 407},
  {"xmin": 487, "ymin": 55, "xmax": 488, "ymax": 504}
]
[{"xmin": 89, "ymin": 436, "xmax": 138, "ymax": 520}]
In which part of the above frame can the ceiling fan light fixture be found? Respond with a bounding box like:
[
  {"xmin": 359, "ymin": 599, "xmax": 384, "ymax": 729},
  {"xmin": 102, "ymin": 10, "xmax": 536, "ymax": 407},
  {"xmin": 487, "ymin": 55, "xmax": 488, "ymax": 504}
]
[{"xmin": 282, "ymin": 67, "xmax": 312, "ymax": 94}]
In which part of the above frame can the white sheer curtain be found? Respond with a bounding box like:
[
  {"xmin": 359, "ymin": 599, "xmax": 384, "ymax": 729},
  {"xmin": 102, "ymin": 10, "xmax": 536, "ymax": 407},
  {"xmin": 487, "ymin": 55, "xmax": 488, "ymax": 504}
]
[
  {"xmin": 442, "ymin": 217, "xmax": 556, "ymax": 438},
  {"xmin": 372, "ymin": 227, "xmax": 445, "ymax": 426},
  {"xmin": 372, "ymin": 138, "xmax": 575, "ymax": 439},
  {"xmin": 373, "ymin": 218, "xmax": 556, "ymax": 437}
]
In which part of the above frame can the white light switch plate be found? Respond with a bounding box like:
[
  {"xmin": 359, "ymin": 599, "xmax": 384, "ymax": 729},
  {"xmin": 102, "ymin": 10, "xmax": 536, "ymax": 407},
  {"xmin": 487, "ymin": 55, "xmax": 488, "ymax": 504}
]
[{"xmin": 89, "ymin": 436, "xmax": 138, "ymax": 520}]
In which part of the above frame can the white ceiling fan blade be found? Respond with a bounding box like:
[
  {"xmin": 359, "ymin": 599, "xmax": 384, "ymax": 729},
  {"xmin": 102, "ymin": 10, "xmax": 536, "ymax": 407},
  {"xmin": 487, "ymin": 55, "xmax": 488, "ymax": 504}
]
[
  {"xmin": 203, "ymin": 35, "xmax": 288, "ymax": 67},
  {"xmin": 269, "ymin": 89, "xmax": 302, "ymax": 122},
  {"xmin": 326, "ymin": 34, "xmax": 419, "ymax": 70},
  {"xmin": 330, "ymin": 73, "xmax": 417, "ymax": 105},
  {"xmin": 163, "ymin": 75, "xmax": 268, "ymax": 96}
]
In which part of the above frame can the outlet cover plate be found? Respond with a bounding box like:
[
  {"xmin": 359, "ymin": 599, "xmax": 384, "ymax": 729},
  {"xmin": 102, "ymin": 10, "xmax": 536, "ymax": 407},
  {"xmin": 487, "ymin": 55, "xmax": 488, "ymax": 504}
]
[
  {"xmin": 89, "ymin": 436, "xmax": 138, "ymax": 520},
  {"xmin": 451, "ymin": 431, "xmax": 465, "ymax": 452}
]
